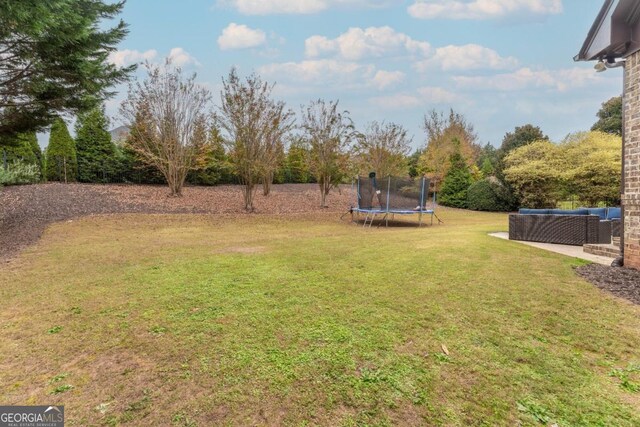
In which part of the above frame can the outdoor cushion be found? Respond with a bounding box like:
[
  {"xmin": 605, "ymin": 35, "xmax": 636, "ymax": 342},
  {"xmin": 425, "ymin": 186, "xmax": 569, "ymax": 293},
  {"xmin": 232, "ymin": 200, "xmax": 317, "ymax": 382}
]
[
  {"xmin": 607, "ymin": 207, "xmax": 621, "ymax": 219},
  {"xmin": 586, "ymin": 207, "xmax": 607, "ymax": 220},
  {"xmin": 548, "ymin": 208, "xmax": 589, "ymax": 215},
  {"xmin": 518, "ymin": 208, "xmax": 550, "ymax": 215}
]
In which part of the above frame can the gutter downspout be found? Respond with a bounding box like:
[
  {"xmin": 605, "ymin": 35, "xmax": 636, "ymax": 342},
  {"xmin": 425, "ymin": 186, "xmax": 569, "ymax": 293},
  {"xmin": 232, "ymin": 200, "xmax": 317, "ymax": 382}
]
[{"xmin": 613, "ymin": 61, "xmax": 626, "ymax": 267}]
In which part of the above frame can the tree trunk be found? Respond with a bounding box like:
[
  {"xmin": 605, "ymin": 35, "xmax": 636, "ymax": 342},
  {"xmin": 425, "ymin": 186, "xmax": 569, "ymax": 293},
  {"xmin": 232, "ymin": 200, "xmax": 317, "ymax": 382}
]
[
  {"xmin": 244, "ymin": 182, "xmax": 255, "ymax": 211},
  {"xmin": 319, "ymin": 177, "xmax": 330, "ymax": 207},
  {"xmin": 165, "ymin": 165, "xmax": 184, "ymax": 197},
  {"xmin": 262, "ymin": 172, "xmax": 272, "ymax": 196}
]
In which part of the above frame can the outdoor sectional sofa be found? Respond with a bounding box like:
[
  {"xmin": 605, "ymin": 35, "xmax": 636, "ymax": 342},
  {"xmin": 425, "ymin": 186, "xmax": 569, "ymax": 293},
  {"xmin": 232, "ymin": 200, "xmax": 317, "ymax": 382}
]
[{"xmin": 508, "ymin": 207, "xmax": 620, "ymax": 246}]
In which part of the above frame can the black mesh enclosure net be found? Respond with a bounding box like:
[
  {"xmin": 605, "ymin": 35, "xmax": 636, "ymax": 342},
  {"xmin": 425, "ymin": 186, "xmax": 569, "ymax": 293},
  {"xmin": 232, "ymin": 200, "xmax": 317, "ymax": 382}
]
[{"xmin": 356, "ymin": 175, "xmax": 430, "ymax": 211}]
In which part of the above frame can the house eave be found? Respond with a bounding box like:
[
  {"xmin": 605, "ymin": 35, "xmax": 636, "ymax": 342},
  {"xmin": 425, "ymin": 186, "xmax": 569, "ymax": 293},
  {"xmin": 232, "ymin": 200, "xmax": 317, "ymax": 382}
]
[{"xmin": 575, "ymin": 0, "xmax": 640, "ymax": 62}]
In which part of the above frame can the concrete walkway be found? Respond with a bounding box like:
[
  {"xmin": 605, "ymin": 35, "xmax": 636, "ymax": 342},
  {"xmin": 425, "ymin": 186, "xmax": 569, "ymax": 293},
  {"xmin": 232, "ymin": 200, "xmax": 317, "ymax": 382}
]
[{"xmin": 489, "ymin": 232, "xmax": 615, "ymax": 266}]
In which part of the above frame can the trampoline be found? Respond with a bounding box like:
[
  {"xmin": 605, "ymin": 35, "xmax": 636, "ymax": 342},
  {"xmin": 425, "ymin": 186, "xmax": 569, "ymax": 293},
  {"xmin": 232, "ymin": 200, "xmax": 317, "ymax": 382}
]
[{"xmin": 350, "ymin": 174, "xmax": 440, "ymax": 227}]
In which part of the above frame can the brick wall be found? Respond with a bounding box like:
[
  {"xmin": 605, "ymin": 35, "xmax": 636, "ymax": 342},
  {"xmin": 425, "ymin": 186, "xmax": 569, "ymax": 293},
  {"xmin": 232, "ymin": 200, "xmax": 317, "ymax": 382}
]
[{"xmin": 623, "ymin": 51, "xmax": 640, "ymax": 269}]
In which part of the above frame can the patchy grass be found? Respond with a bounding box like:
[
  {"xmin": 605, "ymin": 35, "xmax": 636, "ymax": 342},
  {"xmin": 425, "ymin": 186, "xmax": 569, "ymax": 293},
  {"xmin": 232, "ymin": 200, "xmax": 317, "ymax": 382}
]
[{"xmin": 1, "ymin": 210, "xmax": 639, "ymax": 426}]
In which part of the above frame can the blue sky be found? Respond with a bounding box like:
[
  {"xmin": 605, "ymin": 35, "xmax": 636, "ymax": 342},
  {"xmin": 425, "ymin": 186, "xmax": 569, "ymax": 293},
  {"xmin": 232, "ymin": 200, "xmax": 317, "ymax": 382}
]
[{"xmin": 90, "ymin": 0, "xmax": 621, "ymax": 150}]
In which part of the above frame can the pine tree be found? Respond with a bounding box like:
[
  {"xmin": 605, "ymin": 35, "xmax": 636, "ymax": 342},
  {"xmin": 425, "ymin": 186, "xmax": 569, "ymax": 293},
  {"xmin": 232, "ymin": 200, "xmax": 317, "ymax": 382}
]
[
  {"xmin": 75, "ymin": 108, "xmax": 117, "ymax": 182},
  {"xmin": 439, "ymin": 139, "xmax": 473, "ymax": 208},
  {"xmin": 45, "ymin": 118, "xmax": 77, "ymax": 182},
  {"xmin": 0, "ymin": 0, "xmax": 134, "ymax": 137}
]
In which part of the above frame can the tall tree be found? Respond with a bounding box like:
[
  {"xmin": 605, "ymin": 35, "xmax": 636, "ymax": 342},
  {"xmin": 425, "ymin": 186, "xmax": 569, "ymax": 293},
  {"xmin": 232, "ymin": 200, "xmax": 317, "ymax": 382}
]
[
  {"xmin": 121, "ymin": 61, "xmax": 211, "ymax": 196},
  {"xmin": 591, "ymin": 96, "xmax": 622, "ymax": 136},
  {"xmin": 438, "ymin": 140, "xmax": 474, "ymax": 208},
  {"xmin": 499, "ymin": 124, "xmax": 547, "ymax": 157},
  {"xmin": 45, "ymin": 118, "xmax": 77, "ymax": 182},
  {"xmin": 300, "ymin": 99, "xmax": 355, "ymax": 207},
  {"xmin": 75, "ymin": 107, "xmax": 117, "ymax": 183},
  {"xmin": 418, "ymin": 109, "xmax": 479, "ymax": 195},
  {"xmin": 216, "ymin": 69, "xmax": 294, "ymax": 211},
  {"xmin": 353, "ymin": 121, "xmax": 412, "ymax": 177},
  {"xmin": 0, "ymin": 0, "xmax": 134, "ymax": 138},
  {"xmin": 495, "ymin": 124, "xmax": 547, "ymax": 206}
]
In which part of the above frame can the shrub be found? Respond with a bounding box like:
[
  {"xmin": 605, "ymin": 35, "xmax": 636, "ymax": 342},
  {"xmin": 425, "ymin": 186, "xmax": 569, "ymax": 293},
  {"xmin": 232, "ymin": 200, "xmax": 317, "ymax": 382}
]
[
  {"xmin": 467, "ymin": 177, "xmax": 514, "ymax": 212},
  {"xmin": 0, "ymin": 160, "xmax": 41, "ymax": 185}
]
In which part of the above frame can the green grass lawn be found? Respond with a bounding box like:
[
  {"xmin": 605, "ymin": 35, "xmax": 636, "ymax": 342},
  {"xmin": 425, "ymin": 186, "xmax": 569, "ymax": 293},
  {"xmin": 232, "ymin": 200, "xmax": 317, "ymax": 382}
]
[{"xmin": 1, "ymin": 210, "xmax": 639, "ymax": 426}]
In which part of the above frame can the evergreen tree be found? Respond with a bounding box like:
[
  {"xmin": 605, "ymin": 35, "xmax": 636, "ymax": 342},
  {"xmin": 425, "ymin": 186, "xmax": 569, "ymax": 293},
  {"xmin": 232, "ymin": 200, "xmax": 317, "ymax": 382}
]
[
  {"xmin": 2, "ymin": 132, "xmax": 39, "ymax": 166},
  {"xmin": 75, "ymin": 108, "xmax": 117, "ymax": 182},
  {"xmin": 118, "ymin": 143, "xmax": 165, "ymax": 184},
  {"xmin": 480, "ymin": 158, "xmax": 495, "ymax": 177},
  {"xmin": 45, "ymin": 118, "xmax": 77, "ymax": 182},
  {"xmin": 283, "ymin": 139, "xmax": 312, "ymax": 183},
  {"xmin": 27, "ymin": 132, "xmax": 44, "ymax": 174},
  {"xmin": 187, "ymin": 127, "xmax": 236, "ymax": 185},
  {"xmin": 407, "ymin": 149, "xmax": 423, "ymax": 178},
  {"xmin": 439, "ymin": 140, "xmax": 473, "ymax": 209},
  {"xmin": 0, "ymin": 0, "xmax": 134, "ymax": 137},
  {"xmin": 476, "ymin": 143, "xmax": 498, "ymax": 177}
]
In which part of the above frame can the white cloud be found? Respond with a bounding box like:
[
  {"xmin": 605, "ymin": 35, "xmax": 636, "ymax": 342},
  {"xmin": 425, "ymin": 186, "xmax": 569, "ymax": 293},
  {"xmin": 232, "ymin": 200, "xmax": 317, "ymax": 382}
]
[
  {"xmin": 219, "ymin": 0, "xmax": 396, "ymax": 15},
  {"xmin": 258, "ymin": 60, "xmax": 404, "ymax": 91},
  {"xmin": 371, "ymin": 70, "xmax": 405, "ymax": 89},
  {"xmin": 415, "ymin": 44, "xmax": 518, "ymax": 71},
  {"xmin": 107, "ymin": 49, "xmax": 157, "ymax": 67},
  {"xmin": 370, "ymin": 86, "xmax": 461, "ymax": 109},
  {"xmin": 416, "ymin": 86, "xmax": 461, "ymax": 103},
  {"xmin": 452, "ymin": 67, "xmax": 597, "ymax": 92},
  {"xmin": 408, "ymin": 0, "xmax": 562, "ymax": 20},
  {"xmin": 305, "ymin": 26, "xmax": 430, "ymax": 60},
  {"xmin": 218, "ymin": 23, "xmax": 267, "ymax": 50},
  {"xmin": 167, "ymin": 47, "xmax": 200, "ymax": 66},
  {"xmin": 258, "ymin": 59, "xmax": 376, "ymax": 85},
  {"xmin": 370, "ymin": 94, "xmax": 423, "ymax": 109}
]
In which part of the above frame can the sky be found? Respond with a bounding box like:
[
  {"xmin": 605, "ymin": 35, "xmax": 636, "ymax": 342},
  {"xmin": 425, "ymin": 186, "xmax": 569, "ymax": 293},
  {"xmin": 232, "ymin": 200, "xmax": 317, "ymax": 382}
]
[{"xmin": 44, "ymin": 0, "xmax": 623, "ymax": 150}]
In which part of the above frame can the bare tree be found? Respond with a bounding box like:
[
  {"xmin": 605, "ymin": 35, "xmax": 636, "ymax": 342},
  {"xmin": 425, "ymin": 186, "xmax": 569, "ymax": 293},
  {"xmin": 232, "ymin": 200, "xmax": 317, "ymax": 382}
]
[
  {"xmin": 120, "ymin": 61, "xmax": 211, "ymax": 196},
  {"xmin": 216, "ymin": 69, "xmax": 294, "ymax": 211},
  {"xmin": 300, "ymin": 99, "xmax": 355, "ymax": 207},
  {"xmin": 353, "ymin": 121, "xmax": 412, "ymax": 177}
]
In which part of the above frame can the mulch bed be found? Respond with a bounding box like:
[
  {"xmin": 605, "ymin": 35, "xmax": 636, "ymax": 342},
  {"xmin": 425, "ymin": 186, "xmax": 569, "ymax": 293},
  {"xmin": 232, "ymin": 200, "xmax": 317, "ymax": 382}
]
[
  {"xmin": 575, "ymin": 264, "xmax": 640, "ymax": 305},
  {"xmin": 0, "ymin": 183, "xmax": 355, "ymax": 262}
]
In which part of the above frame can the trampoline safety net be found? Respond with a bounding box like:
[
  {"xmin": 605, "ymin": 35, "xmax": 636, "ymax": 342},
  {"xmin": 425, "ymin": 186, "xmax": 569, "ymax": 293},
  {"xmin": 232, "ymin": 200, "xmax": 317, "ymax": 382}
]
[
  {"xmin": 352, "ymin": 175, "xmax": 436, "ymax": 227},
  {"xmin": 356, "ymin": 175, "xmax": 430, "ymax": 211}
]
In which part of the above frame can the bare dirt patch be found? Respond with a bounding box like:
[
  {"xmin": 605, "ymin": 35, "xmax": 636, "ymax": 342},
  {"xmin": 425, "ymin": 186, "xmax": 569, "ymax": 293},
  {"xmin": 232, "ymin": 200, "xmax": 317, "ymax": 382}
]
[
  {"xmin": 0, "ymin": 183, "xmax": 354, "ymax": 262},
  {"xmin": 575, "ymin": 264, "xmax": 640, "ymax": 305}
]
